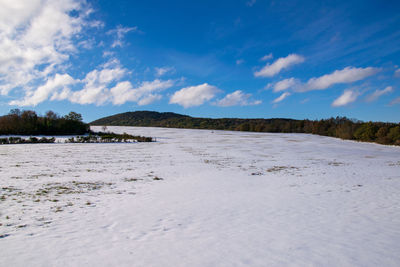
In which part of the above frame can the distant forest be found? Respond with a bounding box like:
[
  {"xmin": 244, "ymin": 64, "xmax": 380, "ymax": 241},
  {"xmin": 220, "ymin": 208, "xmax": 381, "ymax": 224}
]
[
  {"xmin": 0, "ymin": 109, "xmax": 89, "ymax": 135},
  {"xmin": 91, "ymin": 111, "xmax": 400, "ymax": 146}
]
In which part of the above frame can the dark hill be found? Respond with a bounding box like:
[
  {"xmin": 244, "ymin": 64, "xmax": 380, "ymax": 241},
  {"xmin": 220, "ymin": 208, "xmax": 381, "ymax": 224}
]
[
  {"xmin": 90, "ymin": 111, "xmax": 400, "ymax": 146},
  {"xmin": 90, "ymin": 111, "xmax": 296, "ymax": 131},
  {"xmin": 91, "ymin": 111, "xmax": 190, "ymax": 127}
]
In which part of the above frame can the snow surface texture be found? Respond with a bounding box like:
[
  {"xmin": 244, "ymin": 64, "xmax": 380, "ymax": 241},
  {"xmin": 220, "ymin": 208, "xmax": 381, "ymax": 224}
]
[{"xmin": 1, "ymin": 126, "xmax": 399, "ymax": 267}]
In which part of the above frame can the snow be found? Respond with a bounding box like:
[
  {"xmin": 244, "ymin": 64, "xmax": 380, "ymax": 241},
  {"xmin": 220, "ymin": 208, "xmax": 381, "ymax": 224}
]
[{"xmin": 1, "ymin": 126, "xmax": 399, "ymax": 266}]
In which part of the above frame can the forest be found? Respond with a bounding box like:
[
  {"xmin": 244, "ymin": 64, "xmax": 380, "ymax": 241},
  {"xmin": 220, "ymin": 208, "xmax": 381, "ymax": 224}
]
[
  {"xmin": 91, "ymin": 111, "xmax": 400, "ymax": 146},
  {"xmin": 0, "ymin": 109, "xmax": 89, "ymax": 135}
]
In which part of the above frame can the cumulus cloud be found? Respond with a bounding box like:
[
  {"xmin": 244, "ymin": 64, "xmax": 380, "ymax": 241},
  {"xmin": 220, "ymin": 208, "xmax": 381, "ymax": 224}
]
[
  {"xmin": 215, "ymin": 90, "xmax": 261, "ymax": 107},
  {"xmin": 137, "ymin": 94, "xmax": 162, "ymax": 106},
  {"xmin": 366, "ymin": 86, "xmax": 394, "ymax": 102},
  {"xmin": 109, "ymin": 81, "xmax": 135, "ymax": 105},
  {"xmin": 69, "ymin": 62, "xmax": 127, "ymax": 105},
  {"xmin": 9, "ymin": 74, "xmax": 76, "ymax": 106},
  {"xmin": 260, "ymin": 53, "xmax": 273, "ymax": 61},
  {"xmin": 332, "ymin": 90, "xmax": 359, "ymax": 107},
  {"xmin": 254, "ymin": 54, "xmax": 304, "ymax": 77},
  {"xmin": 130, "ymin": 79, "xmax": 174, "ymax": 105},
  {"xmin": 0, "ymin": 0, "xmax": 90, "ymax": 96},
  {"xmin": 395, "ymin": 69, "xmax": 400, "ymax": 77},
  {"xmin": 71, "ymin": 78, "xmax": 173, "ymax": 106},
  {"xmin": 273, "ymin": 78, "xmax": 300, "ymax": 92},
  {"xmin": 135, "ymin": 79, "xmax": 174, "ymax": 94},
  {"xmin": 107, "ymin": 25, "xmax": 138, "ymax": 48},
  {"xmin": 11, "ymin": 56, "xmax": 174, "ymax": 106},
  {"xmin": 272, "ymin": 92, "xmax": 291, "ymax": 103},
  {"xmin": 73, "ymin": 73, "xmax": 173, "ymax": 106},
  {"xmin": 169, "ymin": 83, "xmax": 221, "ymax": 108},
  {"xmin": 303, "ymin": 67, "xmax": 380, "ymax": 91},
  {"xmin": 51, "ymin": 87, "xmax": 72, "ymax": 101}
]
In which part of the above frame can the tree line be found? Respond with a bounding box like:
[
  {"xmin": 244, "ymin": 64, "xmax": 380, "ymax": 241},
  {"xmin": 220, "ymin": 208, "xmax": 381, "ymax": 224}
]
[
  {"xmin": 91, "ymin": 111, "xmax": 400, "ymax": 146},
  {"xmin": 0, "ymin": 109, "xmax": 89, "ymax": 135},
  {"xmin": 232, "ymin": 117, "xmax": 400, "ymax": 146}
]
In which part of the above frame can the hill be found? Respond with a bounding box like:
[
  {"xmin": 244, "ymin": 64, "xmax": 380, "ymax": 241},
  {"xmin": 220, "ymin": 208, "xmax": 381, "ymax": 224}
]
[
  {"xmin": 90, "ymin": 111, "xmax": 298, "ymax": 132},
  {"xmin": 91, "ymin": 111, "xmax": 190, "ymax": 127}
]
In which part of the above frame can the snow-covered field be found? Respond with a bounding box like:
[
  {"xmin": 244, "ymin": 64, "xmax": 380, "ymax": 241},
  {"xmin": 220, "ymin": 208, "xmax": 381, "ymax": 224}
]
[{"xmin": 1, "ymin": 126, "xmax": 399, "ymax": 267}]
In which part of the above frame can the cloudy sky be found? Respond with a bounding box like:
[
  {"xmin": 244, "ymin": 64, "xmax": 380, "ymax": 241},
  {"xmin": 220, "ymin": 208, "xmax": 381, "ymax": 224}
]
[{"xmin": 1, "ymin": 0, "xmax": 399, "ymax": 122}]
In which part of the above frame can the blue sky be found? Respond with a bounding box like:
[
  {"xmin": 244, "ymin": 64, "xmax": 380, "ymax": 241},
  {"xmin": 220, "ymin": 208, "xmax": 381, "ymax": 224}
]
[{"xmin": 1, "ymin": 0, "xmax": 399, "ymax": 122}]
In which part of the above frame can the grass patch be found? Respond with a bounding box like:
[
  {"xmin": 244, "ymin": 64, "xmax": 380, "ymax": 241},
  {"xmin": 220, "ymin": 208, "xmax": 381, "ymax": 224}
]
[
  {"xmin": 124, "ymin": 178, "xmax": 142, "ymax": 182},
  {"xmin": 327, "ymin": 161, "xmax": 345, "ymax": 166},
  {"xmin": 54, "ymin": 206, "xmax": 63, "ymax": 213},
  {"xmin": 266, "ymin": 166, "xmax": 299, "ymax": 172}
]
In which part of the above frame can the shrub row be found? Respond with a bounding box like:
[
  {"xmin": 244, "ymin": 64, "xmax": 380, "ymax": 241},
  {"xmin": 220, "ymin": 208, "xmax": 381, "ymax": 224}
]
[
  {"xmin": 0, "ymin": 137, "xmax": 55, "ymax": 144},
  {"xmin": 66, "ymin": 132, "xmax": 153, "ymax": 143}
]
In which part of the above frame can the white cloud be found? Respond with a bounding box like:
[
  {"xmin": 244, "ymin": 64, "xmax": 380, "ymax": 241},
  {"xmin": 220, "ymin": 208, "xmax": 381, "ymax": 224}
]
[
  {"xmin": 155, "ymin": 66, "xmax": 175, "ymax": 77},
  {"xmin": 170, "ymin": 83, "xmax": 220, "ymax": 108},
  {"xmin": 132, "ymin": 79, "xmax": 174, "ymax": 105},
  {"xmin": 100, "ymin": 58, "xmax": 121, "ymax": 69},
  {"xmin": 216, "ymin": 90, "xmax": 261, "ymax": 107},
  {"xmin": 136, "ymin": 79, "xmax": 174, "ymax": 94},
  {"xmin": 70, "ymin": 85, "xmax": 109, "ymax": 105},
  {"xmin": 102, "ymin": 51, "xmax": 115, "ymax": 58},
  {"xmin": 260, "ymin": 53, "xmax": 273, "ymax": 61},
  {"xmin": 109, "ymin": 81, "xmax": 135, "ymax": 105},
  {"xmin": 366, "ymin": 86, "xmax": 394, "ymax": 102},
  {"xmin": 137, "ymin": 94, "xmax": 162, "ymax": 106},
  {"xmin": 9, "ymin": 73, "xmax": 76, "ymax": 106},
  {"xmin": 50, "ymin": 87, "xmax": 72, "ymax": 101},
  {"xmin": 254, "ymin": 54, "xmax": 304, "ymax": 77},
  {"xmin": 303, "ymin": 67, "xmax": 380, "ymax": 91},
  {"xmin": 69, "ymin": 61, "xmax": 128, "ymax": 105},
  {"xmin": 272, "ymin": 92, "xmax": 290, "ymax": 103},
  {"xmin": 107, "ymin": 25, "xmax": 138, "ymax": 48},
  {"xmin": 69, "ymin": 68, "xmax": 174, "ymax": 106},
  {"xmin": 86, "ymin": 67, "xmax": 126, "ymax": 86},
  {"xmin": 264, "ymin": 83, "xmax": 273, "ymax": 90},
  {"xmin": 78, "ymin": 38, "xmax": 95, "ymax": 49},
  {"xmin": 273, "ymin": 78, "xmax": 300, "ymax": 92},
  {"xmin": 332, "ymin": 90, "xmax": 359, "ymax": 107},
  {"xmin": 395, "ymin": 69, "xmax": 400, "ymax": 77},
  {"xmin": 0, "ymin": 0, "xmax": 90, "ymax": 95},
  {"xmin": 109, "ymin": 79, "xmax": 173, "ymax": 106},
  {"xmin": 88, "ymin": 20, "xmax": 104, "ymax": 29},
  {"xmin": 6, "ymin": 56, "xmax": 174, "ymax": 107}
]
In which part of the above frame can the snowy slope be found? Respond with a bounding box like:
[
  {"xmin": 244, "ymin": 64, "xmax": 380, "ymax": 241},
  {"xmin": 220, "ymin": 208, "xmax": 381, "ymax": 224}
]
[{"xmin": 1, "ymin": 126, "xmax": 399, "ymax": 266}]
